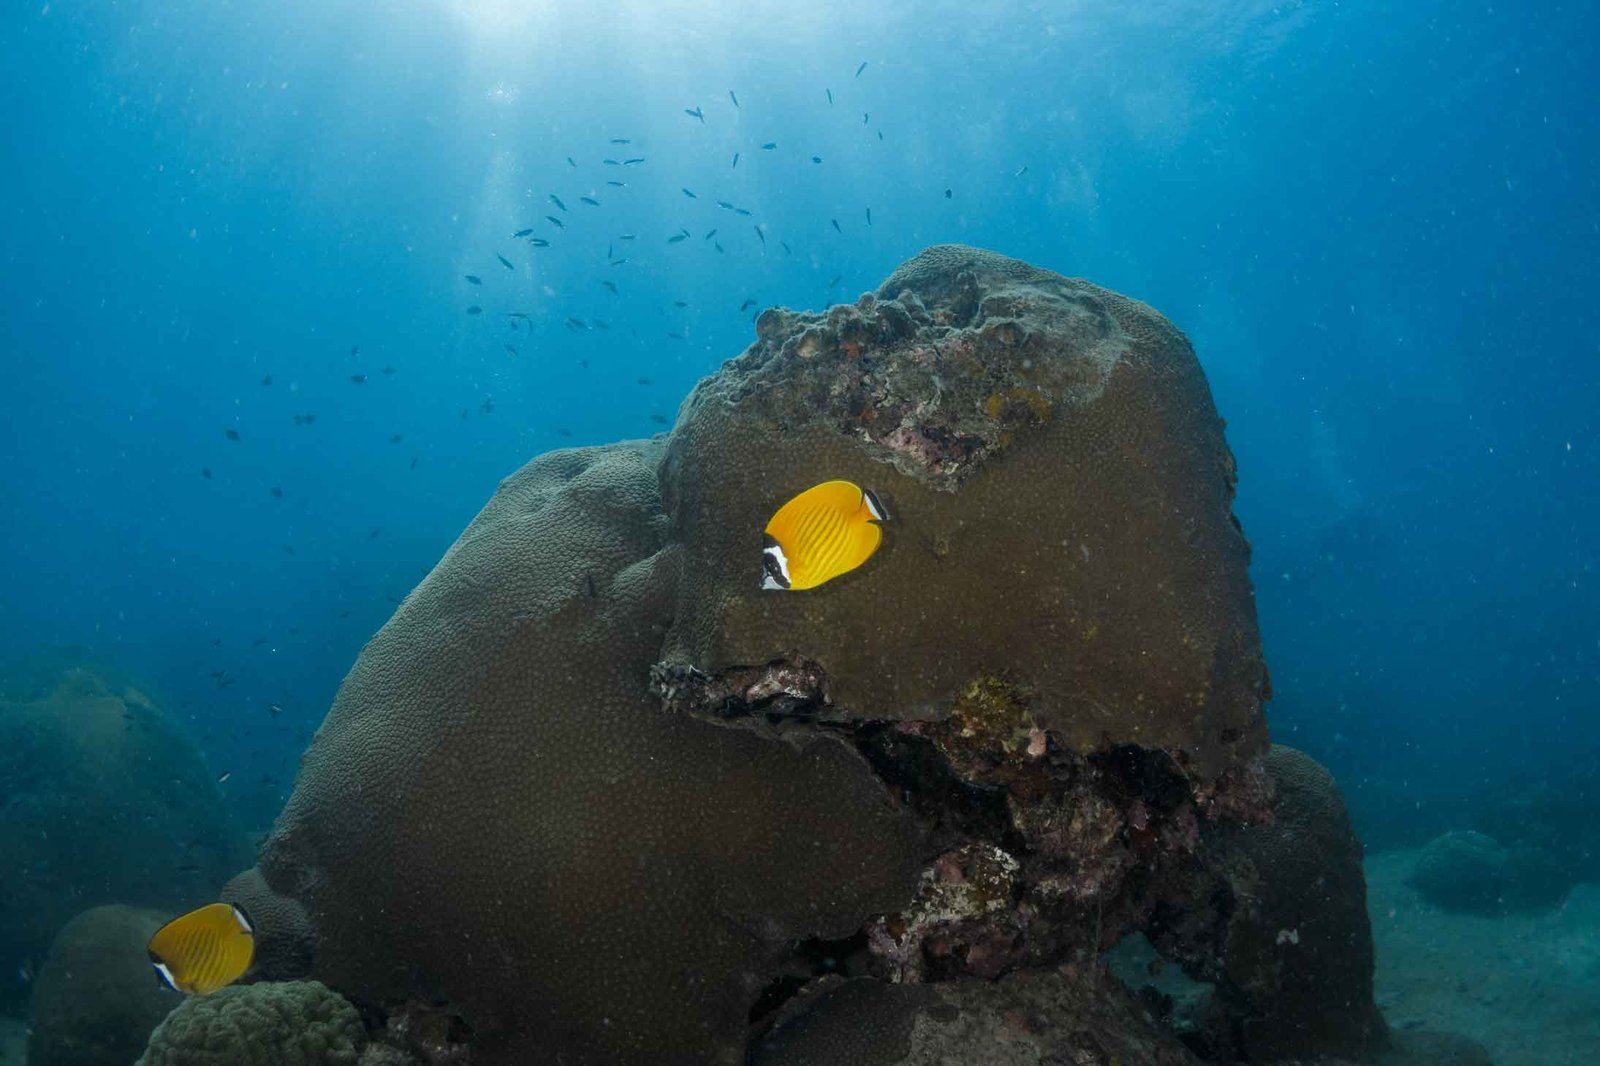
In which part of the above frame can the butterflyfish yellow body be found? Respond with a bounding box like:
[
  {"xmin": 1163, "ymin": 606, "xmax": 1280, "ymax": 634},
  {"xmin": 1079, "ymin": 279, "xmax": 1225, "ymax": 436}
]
[
  {"xmin": 762, "ymin": 479, "xmax": 889, "ymax": 591},
  {"xmin": 146, "ymin": 902, "xmax": 255, "ymax": 995}
]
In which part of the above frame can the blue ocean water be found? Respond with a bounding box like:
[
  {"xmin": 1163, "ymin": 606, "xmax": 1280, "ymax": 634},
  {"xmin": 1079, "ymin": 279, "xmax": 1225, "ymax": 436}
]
[{"xmin": 1, "ymin": 1, "xmax": 1596, "ymax": 1060}]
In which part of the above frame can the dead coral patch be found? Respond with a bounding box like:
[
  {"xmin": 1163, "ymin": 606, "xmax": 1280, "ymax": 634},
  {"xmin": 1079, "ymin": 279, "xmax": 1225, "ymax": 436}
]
[
  {"xmin": 652, "ymin": 658, "xmax": 1267, "ymax": 1021},
  {"xmin": 727, "ymin": 281, "xmax": 1122, "ymax": 486}
]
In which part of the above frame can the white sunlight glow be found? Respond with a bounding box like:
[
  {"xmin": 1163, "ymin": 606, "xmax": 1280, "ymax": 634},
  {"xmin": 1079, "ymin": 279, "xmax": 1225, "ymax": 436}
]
[{"xmin": 434, "ymin": 0, "xmax": 546, "ymax": 44}]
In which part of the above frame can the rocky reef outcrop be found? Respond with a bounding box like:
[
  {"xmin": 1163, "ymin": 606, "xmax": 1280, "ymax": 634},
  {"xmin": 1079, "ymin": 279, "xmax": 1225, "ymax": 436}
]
[
  {"xmin": 1464, "ymin": 758, "xmax": 1600, "ymax": 896},
  {"xmin": 660, "ymin": 245, "xmax": 1268, "ymax": 778},
  {"xmin": 26, "ymin": 905, "xmax": 174, "ymax": 1066},
  {"xmin": 1136, "ymin": 746, "xmax": 1387, "ymax": 1061},
  {"xmin": 751, "ymin": 963, "xmax": 1205, "ymax": 1065},
  {"xmin": 214, "ymin": 246, "xmax": 1395, "ymax": 1065},
  {"xmin": 1409, "ymin": 829, "xmax": 1567, "ymax": 914},
  {"xmin": 0, "ymin": 665, "xmax": 250, "ymax": 1011}
]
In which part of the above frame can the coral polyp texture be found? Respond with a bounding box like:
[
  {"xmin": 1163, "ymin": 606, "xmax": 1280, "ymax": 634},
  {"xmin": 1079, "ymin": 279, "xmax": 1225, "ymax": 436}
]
[
  {"xmin": 136, "ymin": 981, "xmax": 364, "ymax": 1066},
  {"xmin": 223, "ymin": 246, "xmax": 1347, "ymax": 1065}
]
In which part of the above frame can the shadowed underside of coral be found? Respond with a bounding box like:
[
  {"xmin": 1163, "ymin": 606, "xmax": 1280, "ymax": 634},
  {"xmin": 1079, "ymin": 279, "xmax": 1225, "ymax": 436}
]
[{"xmin": 213, "ymin": 246, "xmax": 1385, "ymax": 1066}]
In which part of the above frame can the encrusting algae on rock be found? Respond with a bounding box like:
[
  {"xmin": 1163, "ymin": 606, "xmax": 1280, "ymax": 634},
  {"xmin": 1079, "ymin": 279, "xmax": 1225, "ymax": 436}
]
[{"xmin": 179, "ymin": 246, "xmax": 1423, "ymax": 1066}]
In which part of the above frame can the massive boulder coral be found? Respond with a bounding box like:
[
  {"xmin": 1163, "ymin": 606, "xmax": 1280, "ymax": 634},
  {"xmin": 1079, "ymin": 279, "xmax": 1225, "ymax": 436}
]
[
  {"xmin": 0, "ymin": 665, "xmax": 248, "ymax": 1011},
  {"xmin": 136, "ymin": 980, "xmax": 364, "ymax": 1066},
  {"xmin": 224, "ymin": 246, "xmax": 1314, "ymax": 1065},
  {"xmin": 238, "ymin": 442, "xmax": 921, "ymax": 1065},
  {"xmin": 1142, "ymin": 746, "xmax": 1387, "ymax": 1062},
  {"xmin": 27, "ymin": 905, "xmax": 174, "ymax": 1066},
  {"xmin": 1408, "ymin": 829, "xmax": 1566, "ymax": 914},
  {"xmin": 661, "ymin": 246, "xmax": 1269, "ymax": 779}
]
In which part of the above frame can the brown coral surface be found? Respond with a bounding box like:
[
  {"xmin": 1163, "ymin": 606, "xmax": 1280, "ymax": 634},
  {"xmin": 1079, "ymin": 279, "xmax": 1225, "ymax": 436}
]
[
  {"xmin": 240, "ymin": 443, "xmax": 921, "ymax": 1066},
  {"xmin": 662, "ymin": 245, "xmax": 1268, "ymax": 778},
  {"xmin": 27, "ymin": 905, "xmax": 174, "ymax": 1066},
  {"xmin": 228, "ymin": 246, "xmax": 1282, "ymax": 1065}
]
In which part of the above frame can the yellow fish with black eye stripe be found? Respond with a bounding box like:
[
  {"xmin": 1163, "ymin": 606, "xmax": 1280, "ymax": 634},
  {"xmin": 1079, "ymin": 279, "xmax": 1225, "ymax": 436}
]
[
  {"xmin": 146, "ymin": 902, "xmax": 255, "ymax": 995},
  {"xmin": 762, "ymin": 480, "xmax": 889, "ymax": 591}
]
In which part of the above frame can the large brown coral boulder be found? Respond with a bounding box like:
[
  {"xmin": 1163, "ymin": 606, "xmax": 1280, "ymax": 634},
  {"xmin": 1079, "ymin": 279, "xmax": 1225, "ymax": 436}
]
[
  {"xmin": 1217, "ymin": 746, "xmax": 1385, "ymax": 1061},
  {"xmin": 1144, "ymin": 745, "xmax": 1386, "ymax": 1062},
  {"xmin": 237, "ymin": 442, "xmax": 922, "ymax": 1066},
  {"xmin": 661, "ymin": 244, "xmax": 1268, "ymax": 779},
  {"xmin": 27, "ymin": 905, "xmax": 174, "ymax": 1066},
  {"xmin": 230, "ymin": 246, "xmax": 1277, "ymax": 1065}
]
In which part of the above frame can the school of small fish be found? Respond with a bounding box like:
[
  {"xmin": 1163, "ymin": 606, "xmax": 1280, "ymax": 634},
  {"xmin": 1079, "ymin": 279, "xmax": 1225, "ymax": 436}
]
[
  {"xmin": 174, "ymin": 63, "xmax": 1034, "ymax": 884},
  {"xmin": 436, "ymin": 59, "xmax": 996, "ymax": 439}
]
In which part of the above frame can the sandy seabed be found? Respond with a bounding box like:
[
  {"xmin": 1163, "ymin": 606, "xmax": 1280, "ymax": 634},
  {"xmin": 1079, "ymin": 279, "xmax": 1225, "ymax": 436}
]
[
  {"xmin": 0, "ymin": 852, "xmax": 1593, "ymax": 1066},
  {"xmin": 1367, "ymin": 848, "xmax": 1600, "ymax": 1066}
]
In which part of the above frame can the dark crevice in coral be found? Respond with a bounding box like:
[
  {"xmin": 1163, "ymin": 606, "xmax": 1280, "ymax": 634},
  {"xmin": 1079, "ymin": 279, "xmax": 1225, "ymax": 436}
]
[
  {"xmin": 653, "ymin": 653, "xmax": 1268, "ymax": 1052},
  {"xmin": 853, "ymin": 724, "xmax": 1021, "ymax": 852},
  {"xmin": 1090, "ymin": 745, "xmax": 1195, "ymax": 814},
  {"xmin": 747, "ymin": 931, "xmax": 870, "ymax": 1025},
  {"xmin": 748, "ymin": 974, "xmax": 810, "ymax": 1026},
  {"xmin": 649, "ymin": 659, "xmax": 843, "ymax": 730},
  {"xmin": 1104, "ymin": 930, "xmax": 1226, "ymax": 1061},
  {"xmin": 366, "ymin": 997, "xmax": 476, "ymax": 1065}
]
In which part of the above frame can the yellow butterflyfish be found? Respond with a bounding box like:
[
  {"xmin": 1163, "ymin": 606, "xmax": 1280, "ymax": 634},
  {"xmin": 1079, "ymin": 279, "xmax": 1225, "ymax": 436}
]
[
  {"xmin": 761, "ymin": 479, "xmax": 889, "ymax": 591},
  {"xmin": 146, "ymin": 902, "xmax": 255, "ymax": 995}
]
